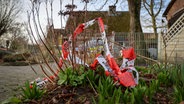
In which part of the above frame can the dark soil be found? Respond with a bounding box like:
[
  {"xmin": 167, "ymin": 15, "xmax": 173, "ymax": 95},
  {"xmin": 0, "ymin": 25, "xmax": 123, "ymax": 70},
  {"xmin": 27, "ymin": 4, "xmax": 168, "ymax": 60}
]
[
  {"xmin": 24, "ymin": 71, "xmax": 175, "ymax": 104},
  {"xmin": 28, "ymin": 84, "xmax": 96, "ymax": 104}
]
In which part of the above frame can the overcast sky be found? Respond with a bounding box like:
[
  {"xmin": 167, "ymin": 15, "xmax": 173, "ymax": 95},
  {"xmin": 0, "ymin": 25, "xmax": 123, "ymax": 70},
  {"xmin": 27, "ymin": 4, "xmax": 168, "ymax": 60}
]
[
  {"xmin": 19, "ymin": 0, "xmax": 170, "ymax": 33},
  {"xmin": 20, "ymin": 0, "xmax": 128, "ymax": 28}
]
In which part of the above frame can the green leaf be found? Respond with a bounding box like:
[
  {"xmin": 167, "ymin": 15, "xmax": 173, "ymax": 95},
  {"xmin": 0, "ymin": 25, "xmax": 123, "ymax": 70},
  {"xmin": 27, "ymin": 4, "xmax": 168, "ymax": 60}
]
[
  {"xmin": 21, "ymin": 81, "xmax": 45, "ymax": 100},
  {"xmin": 130, "ymin": 93, "xmax": 135, "ymax": 104},
  {"xmin": 58, "ymin": 74, "xmax": 67, "ymax": 85},
  {"xmin": 1, "ymin": 97, "xmax": 21, "ymax": 104}
]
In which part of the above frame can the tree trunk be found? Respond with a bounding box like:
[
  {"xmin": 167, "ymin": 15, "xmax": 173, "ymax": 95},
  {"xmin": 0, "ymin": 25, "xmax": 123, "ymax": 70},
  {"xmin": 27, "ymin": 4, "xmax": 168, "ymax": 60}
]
[
  {"xmin": 152, "ymin": 15, "xmax": 158, "ymax": 40},
  {"xmin": 127, "ymin": 0, "xmax": 146, "ymax": 56}
]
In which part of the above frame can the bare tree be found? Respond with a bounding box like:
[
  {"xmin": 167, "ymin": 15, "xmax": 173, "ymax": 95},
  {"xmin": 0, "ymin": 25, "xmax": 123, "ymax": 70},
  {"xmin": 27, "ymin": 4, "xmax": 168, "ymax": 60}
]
[
  {"xmin": 0, "ymin": 22, "xmax": 26, "ymax": 51},
  {"xmin": 143, "ymin": 0, "xmax": 164, "ymax": 39},
  {"xmin": 10, "ymin": 35, "xmax": 28, "ymax": 52},
  {"xmin": 8, "ymin": 23, "xmax": 29, "ymax": 52},
  {"xmin": 0, "ymin": 0, "xmax": 21, "ymax": 37}
]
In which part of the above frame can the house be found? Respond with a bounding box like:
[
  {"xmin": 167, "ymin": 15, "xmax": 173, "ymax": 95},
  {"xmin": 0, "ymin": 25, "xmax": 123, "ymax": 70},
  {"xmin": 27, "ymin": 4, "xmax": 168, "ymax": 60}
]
[
  {"xmin": 46, "ymin": 26, "xmax": 65, "ymax": 47},
  {"xmin": 65, "ymin": 6, "xmax": 130, "ymax": 41},
  {"xmin": 46, "ymin": 6, "xmax": 130, "ymax": 49},
  {"xmin": 158, "ymin": 0, "xmax": 184, "ymax": 63},
  {"xmin": 47, "ymin": 6, "xmax": 157, "ymax": 60},
  {"xmin": 60, "ymin": 6, "xmax": 131, "ymax": 57},
  {"xmin": 163, "ymin": 0, "xmax": 184, "ymax": 27}
]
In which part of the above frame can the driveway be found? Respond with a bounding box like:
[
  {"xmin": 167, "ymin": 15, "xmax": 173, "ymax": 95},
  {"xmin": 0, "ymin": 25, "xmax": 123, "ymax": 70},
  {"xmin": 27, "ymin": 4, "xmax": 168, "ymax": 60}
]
[{"xmin": 0, "ymin": 64, "xmax": 57, "ymax": 102}]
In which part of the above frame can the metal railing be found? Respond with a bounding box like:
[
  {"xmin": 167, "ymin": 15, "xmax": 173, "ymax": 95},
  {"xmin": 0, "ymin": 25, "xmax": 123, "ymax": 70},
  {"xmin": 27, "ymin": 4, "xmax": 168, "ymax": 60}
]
[{"xmin": 113, "ymin": 32, "xmax": 158, "ymax": 66}]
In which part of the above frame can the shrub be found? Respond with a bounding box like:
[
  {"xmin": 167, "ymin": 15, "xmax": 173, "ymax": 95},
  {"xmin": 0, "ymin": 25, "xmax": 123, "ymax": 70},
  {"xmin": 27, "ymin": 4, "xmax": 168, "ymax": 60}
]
[
  {"xmin": 157, "ymin": 71, "xmax": 169, "ymax": 86},
  {"xmin": 1, "ymin": 97, "xmax": 22, "ymax": 104},
  {"xmin": 27, "ymin": 57, "xmax": 38, "ymax": 64},
  {"xmin": 21, "ymin": 81, "xmax": 45, "ymax": 100},
  {"xmin": 171, "ymin": 64, "xmax": 184, "ymax": 103},
  {"xmin": 58, "ymin": 66, "xmax": 88, "ymax": 86},
  {"xmin": 0, "ymin": 50, "xmax": 12, "ymax": 59},
  {"xmin": 3, "ymin": 55, "xmax": 16, "ymax": 62},
  {"xmin": 2, "ymin": 53, "xmax": 30, "ymax": 62},
  {"xmin": 13, "ymin": 54, "xmax": 25, "ymax": 61},
  {"xmin": 93, "ymin": 76, "xmax": 122, "ymax": 104},
  {"xmin": 11, "ymin": 61, "xmax": 29, "ymax": 66}
]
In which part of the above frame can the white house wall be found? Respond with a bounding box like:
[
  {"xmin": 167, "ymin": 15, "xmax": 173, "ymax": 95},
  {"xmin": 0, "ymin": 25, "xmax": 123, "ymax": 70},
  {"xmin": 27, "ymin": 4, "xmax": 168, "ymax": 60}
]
[{"xmin": 158, "ymin": 28, "xmax": 184, "ymax": 63}]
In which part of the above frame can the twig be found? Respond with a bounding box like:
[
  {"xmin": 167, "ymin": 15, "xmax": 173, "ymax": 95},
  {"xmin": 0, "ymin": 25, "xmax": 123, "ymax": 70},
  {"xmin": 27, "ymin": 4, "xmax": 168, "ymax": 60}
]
[
  {"xmin": 21, "ymin": 53, "xmax": 37, "ymax": 75},
  {"xmin": 58, "ymin": 93, "xmax": 76, "ymax": 98},
  {"xmin": 40, "ymin": 64, "xmax": 55, "ymax": 84},
  {"xmin": 27, "ymin": 12, "xmax": 53, "ymax": 75},
  {"xmin": 86, "ymin": 76, "xmax": 98, "ymax": 95},
  {"xmin": 137, "ymin": 54, "xmax": 160, "ymax": 65}
]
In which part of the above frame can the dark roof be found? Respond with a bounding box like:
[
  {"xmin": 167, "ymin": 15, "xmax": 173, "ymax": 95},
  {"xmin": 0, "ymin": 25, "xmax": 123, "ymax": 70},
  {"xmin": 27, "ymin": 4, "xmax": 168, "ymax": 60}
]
[
  {"xmin": 52, "ymin": 28, "xmax": 65, "ymax": 35},
  {"xmin": 65, "ymin": 11, "xmax": 130, "ymax": 33},
  {"xmin": 47, "ymin": 26, "xmax": 65, "ymax": 37},
  {"xmin": 163, "ymin": 0, "xmax": 176, "ymax": 17}
]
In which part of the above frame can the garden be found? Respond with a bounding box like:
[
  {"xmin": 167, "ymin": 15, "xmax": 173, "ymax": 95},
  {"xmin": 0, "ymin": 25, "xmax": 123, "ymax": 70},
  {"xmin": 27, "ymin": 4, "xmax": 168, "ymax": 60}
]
[
  {"xmin": 1, "ymin": 0, "xmax": 184, "ymax": 104},
  {"xmin": 2, "ymin": 64, "xmax": 184, "ymax": 104},
  {"xmin": 2, "ymin": 17, "xmax": 184, "ymax": 104}
]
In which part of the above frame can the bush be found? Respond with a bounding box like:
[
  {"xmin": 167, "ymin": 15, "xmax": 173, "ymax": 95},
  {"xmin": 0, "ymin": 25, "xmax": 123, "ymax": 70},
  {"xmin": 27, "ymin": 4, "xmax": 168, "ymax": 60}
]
[
  {"xmin": 1, "ymin": 97, "xmax": 22, "ymax": 104},
  {"xmin": 58, "ymin": 66, "xmax": 88, "ymax": 86},
  {"xmin": 2, "ymin": 52, "xmax": 31, "ymax": 62},
  {"xmin": 22, "ymin": 52, "xmax": 31, "ymax": 58},
  {"xmin": 3, "ymin": 55, "xmax": 16, "ymax": 62},
  {"xmin": 27, "ymin": 57, "xmax": 38, "ymax": 64},
  {"xmin": 13, "ymin": 54, "xmax": 25, "ymax": 61},
  {"xmin": 10, "ymin": 61, "xmax": 29, "ymax": 66},
  {"xmin": 21, "ymin": 81, "xmax": 46, "ymax": 100},
  {"xmin": 0, "ymin": 50, "xmax": 12, "ymax": 59}
]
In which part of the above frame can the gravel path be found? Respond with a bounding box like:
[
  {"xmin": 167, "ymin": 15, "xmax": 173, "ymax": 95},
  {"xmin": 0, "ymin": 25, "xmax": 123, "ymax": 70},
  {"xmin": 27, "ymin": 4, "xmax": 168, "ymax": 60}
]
[{"xmin": 0, "ymin": 64, "xmax": 57, "ymax": 102}]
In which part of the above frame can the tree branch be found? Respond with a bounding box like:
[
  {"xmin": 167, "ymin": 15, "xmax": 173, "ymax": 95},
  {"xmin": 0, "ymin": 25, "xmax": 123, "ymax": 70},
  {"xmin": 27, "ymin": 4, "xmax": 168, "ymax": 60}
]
[
  {"xmin": 155, "ymin": 0, "xmax": 163, "ymax": 17},
  {"xmin": 143, "ymin": 0, "xmax": 152, "ymax": 16},
  {"xmin": 97, "ymin": 0, "xmax": 108, "ymax": 11}
]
